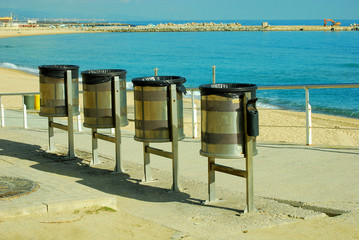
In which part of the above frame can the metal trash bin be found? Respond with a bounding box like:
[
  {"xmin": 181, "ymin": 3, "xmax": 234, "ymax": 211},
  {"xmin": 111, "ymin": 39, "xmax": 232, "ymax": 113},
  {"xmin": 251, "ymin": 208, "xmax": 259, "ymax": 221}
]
[
  {"xmin": 24, "ymin": 95, "xmax": 35, "ymax": 110},
  {"xmin": 199, "ymin": 83, "xmax": 259, "ymax": 159},
  {"xmin": 39, "ymin": 65, "xmax": 80, "ymax": 117},
  {"xmin": 81, "ymin": 69, "xmax": 128, "ymax": 128},
  {"xmin": 132, "ymin": 76, "xmax": 186, "ymax": 142}
]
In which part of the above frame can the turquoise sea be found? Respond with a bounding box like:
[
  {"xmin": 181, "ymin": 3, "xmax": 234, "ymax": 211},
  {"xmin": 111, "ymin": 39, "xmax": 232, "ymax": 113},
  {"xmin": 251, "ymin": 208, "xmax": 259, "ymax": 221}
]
[{"xmin": 1, "ymin": 21, "xmax": 359, "ymax": 118}]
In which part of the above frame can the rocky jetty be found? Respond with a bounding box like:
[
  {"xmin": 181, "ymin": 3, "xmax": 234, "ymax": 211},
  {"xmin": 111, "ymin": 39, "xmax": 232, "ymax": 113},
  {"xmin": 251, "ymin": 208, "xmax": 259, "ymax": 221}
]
[{"xmin": 84, "ymin": 22, "xmax": 356, "ymax": 32}]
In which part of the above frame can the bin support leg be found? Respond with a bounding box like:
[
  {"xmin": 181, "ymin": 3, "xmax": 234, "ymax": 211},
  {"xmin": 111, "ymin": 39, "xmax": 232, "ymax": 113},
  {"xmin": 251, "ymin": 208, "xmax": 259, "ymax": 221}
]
[
  {"xmin": 91, "ymin": 128, "xmax": 100, "ymax": 165},
  {"xmin": 66, "ymin": 70, "xmax": 76, "ymax": 159},
  {"xmin": 170, "ymin": 84, "xmax": 180, "ymax": 192},
  {"xmin": 113, "ymin": 76, "xmax": 123, "ymax": 173},
  {"xmin": 142, "ymin": 142, "xmax": 154, "ymax": 182},
  {"xmin": 244, "ymin": 92, "xmax": 255, "ymax": 213},
  {"xmin": 245, "ymin": 136, "xmax": 255, "ymax": 213},
  {"xmin": 207, "ymin": 157, "xmax": 218, "ymax": 203},
  {"xmin": 48, "ymin": 117, "xmax": 56, "ymax": 152},
  {"xmin": 242, "ymin": 92, "xmax": 256, "ymax": 213}
]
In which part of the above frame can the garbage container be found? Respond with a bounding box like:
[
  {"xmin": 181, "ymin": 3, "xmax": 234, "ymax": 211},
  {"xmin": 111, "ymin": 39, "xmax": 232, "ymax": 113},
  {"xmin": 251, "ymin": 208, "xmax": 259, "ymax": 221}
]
[
  {"xmin": 81, "ymin": 69, "xmax": 128, "ymax": 128},
  {"xmin": 38, "ymin": 65, "xmax": 80, "ymax": 117},
  {"xmin": 24, "ymin": 95, "xmax": 35, "ymax": 110},
  {"xmin": 132, "ymin": 76, "xmax": 186, "ymax": 142},
  {"xmin": 199, "ymin": 83, "xmax": 259, "ymax": 159}
]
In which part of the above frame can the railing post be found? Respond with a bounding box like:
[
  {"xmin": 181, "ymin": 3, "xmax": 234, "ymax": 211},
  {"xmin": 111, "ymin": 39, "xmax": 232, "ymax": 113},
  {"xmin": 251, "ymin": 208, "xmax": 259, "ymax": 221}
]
[
  {"xmin": 22, "ymin": 95, "xmax": 28, "ymax": 129},
  {"xmin": 154, "ymin": 67, "xmax": 159, "ymax": 76},
  {"xmin": 212, "ymin": 65, "xmax": 216, "ymax": 84},
  {"xmin": 77, "ymin": 115, "xmax": 82, "ymax": 132},
  {"xmin": 191, "ymin": 89, "xmax": 195, "ymax": 138},
  {"xmin": 0, "ymin": 96, "xmax": 4, "ymax": 127},
  {"xmin": 193, "ymin": 103, "xmax": 198, "ymax": 138},
  {"xmin": 305, "ymin": 88, "xmax": 312, "ymax": 145},
  {"xmin": 1, "ymin": 104, "xmax": 4, "ymax": 127}
]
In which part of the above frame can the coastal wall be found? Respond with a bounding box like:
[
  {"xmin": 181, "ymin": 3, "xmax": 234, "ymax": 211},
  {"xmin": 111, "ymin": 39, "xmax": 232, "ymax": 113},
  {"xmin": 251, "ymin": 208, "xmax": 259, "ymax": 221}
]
[
  {"xmin": 104, "ymin": 23, "xmax": 356, "ymax": 32},
  {"xmin": 1, "ymin": 22, "xmax": 358, "ymax": 36}
]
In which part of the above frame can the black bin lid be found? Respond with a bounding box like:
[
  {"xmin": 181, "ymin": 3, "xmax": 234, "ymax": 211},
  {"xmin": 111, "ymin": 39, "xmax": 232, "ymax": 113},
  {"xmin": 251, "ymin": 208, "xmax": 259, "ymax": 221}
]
[
  {"xmin": 132, "ymin": 76, "xmax": 187, "ymax": 94},
  {"xmin": 38, "ymin": 65, "xmax": 79, "ymax": 79},
  {"xmin": 81, "ymin": 69, "xmax": 127, "ymax": 84},
  {"xmin": 132, "ymin": 76, "xmax": 186, "ymax": 86},
  {"xmin": 200, "ymin": 83, "xmax": 257, "ymax": 94}
]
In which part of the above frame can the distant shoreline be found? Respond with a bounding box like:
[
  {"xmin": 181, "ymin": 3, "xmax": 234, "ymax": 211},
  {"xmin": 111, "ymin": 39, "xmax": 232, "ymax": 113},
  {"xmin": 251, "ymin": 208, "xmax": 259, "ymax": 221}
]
[{"xmin": 1, "ymin": 23, "xmax": 358, "ymax": 39}]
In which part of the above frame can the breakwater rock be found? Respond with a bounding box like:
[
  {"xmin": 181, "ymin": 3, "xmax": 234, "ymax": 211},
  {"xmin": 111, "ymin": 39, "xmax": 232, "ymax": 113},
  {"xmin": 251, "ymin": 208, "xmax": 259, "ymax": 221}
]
[{"xmin": 84, "ymin": 22, "xmax": 356, "ymax": 32}]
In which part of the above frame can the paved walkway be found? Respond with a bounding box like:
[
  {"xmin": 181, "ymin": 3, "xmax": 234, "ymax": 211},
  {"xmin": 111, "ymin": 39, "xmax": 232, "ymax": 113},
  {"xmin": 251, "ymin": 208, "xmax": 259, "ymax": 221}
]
[{"xmin": 1, "ymin": 110, "xmax": 358, "ymax": 238}]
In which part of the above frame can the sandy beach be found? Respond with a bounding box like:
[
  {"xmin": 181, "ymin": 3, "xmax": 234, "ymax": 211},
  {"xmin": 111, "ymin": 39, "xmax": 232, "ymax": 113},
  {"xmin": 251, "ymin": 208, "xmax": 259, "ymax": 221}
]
[
  {"xmin": 0, "ymin": 27, "xmax": 87, "ymax": 38},
  {"xmin": 1, "ymin": 30, "xmax": 359, "ymax": 239}
]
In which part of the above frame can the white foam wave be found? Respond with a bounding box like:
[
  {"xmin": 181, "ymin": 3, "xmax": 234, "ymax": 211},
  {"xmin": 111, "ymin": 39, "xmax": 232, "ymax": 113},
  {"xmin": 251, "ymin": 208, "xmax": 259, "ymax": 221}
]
[
  {"xmin": 0, "ymin": 62, "xmax": 39, "ymax": 75},
  {"xmin": 127, "ymin": 82, "xmax": 133, "ymax": 90},
  {"xmin": 257, "ymin": 102, "xmax": 281, "ymax": 109}
]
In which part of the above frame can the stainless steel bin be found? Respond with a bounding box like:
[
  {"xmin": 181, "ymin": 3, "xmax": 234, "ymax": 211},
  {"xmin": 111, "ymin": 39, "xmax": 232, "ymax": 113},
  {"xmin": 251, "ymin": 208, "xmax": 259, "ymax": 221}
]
[
  {"xmin": 82, "ymin": 69, "xmax": 128, "ymax": 128},
  {"xmin": 132, "ymin": 76, "xmax": 186, "ymax": 142},
  {"xmin": 39, "ymin": 65, "xmax": 80, "ymax": 117},
  {"xmin": 199, "ymin": 83, "xmax": 258, "ymax": 159}
]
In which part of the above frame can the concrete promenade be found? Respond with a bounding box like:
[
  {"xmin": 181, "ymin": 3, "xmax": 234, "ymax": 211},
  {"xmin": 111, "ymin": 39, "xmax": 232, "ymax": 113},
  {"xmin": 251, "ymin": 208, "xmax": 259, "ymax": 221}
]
[{"xmin": 1, "ymin": 110, "xmax": 359, "ymax": 239}]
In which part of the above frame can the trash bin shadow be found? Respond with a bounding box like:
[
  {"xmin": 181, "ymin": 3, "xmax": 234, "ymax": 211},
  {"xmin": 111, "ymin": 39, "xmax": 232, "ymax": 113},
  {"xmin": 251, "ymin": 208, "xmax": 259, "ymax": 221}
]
[{"xmin": 0, "ymin": 138, "xmax": 246, "ymax": 213}]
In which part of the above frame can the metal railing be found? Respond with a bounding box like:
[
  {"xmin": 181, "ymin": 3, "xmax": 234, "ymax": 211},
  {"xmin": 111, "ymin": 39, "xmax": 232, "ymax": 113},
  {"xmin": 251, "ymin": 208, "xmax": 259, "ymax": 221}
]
[
  {"xmin": 0, "ymin": 92, "xmax": 82, "ymax": 131},
  {"xmin": 1, "ymin": 83, "xmax": 359, "ymax": 145}
]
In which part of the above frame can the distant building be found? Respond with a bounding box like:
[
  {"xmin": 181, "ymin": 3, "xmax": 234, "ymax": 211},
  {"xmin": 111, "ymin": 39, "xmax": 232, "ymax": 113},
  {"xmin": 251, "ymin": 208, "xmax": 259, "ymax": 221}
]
[
  {"xmin": 27, "ymin": 19, "xmax": 37, "ymax": 24},
  {"xmin": 0, "ymin": 16, "xmax": 13, "ymax": 27}
]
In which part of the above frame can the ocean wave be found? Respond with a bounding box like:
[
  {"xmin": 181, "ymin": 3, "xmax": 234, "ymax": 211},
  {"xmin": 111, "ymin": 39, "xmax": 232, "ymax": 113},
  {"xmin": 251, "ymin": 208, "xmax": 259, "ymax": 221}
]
[
  {"xmin": 0, "ymin": 62, "xmax": 39, "ymax": 75},
  {"xmin": 126, "ymin": 81, "xmax": 133, "ymax": 90},
  {"xmin": 339, "ymin": 63, "xmax": 359, "ymax": 68}
]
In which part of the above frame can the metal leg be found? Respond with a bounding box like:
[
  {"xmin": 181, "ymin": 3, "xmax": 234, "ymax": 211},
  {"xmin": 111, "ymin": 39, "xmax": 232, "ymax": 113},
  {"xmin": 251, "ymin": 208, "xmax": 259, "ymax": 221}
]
[
  {"xmin": 142, "ymin": 142, "xmax": 154, "ymax": 182},
  {"xmin": 66, "ymin": 70, "xmax": 76, "ymax": 159},
  {"xmin": 48, "ymin": 117, "xmax": 56, "ymax": 152},
  {"xmin": 207, "ymin": 157, "xmax": 218, "ymax": 203},
  {"xmin": 243, "ymin": 93, "xmax": 255, "ymax": 213},
  {"xmin": 113, "ymin": 76, "xmax": 123, "ymax": 173},
  {"xmin": 170, "ymin": 84, "xmax": 180, "ymax": 192},
  {"xmin": 245, "ymin": 136, "xmax": 255, "ymax": 213},
  {"xmin": 91, "ymin": 128, "xmax": 100, "ymax": 165}
]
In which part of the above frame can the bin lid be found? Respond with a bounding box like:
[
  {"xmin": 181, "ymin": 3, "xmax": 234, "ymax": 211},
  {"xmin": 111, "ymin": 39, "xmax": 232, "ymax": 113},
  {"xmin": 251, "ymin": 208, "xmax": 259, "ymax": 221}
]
[
  {"xmin": 132, "ymin": 76, "xmax": 185, "ymax": 86},
  {"xmin": 38, "ymin": 65, "xmax": 79, "ymax": 79},
  {"xmin": 132, "ymin": 76, "xmax": 187, "ymax": 94},
  {"xmin": 199, "ymin": 83, "xmax": 257, "ymax": 94},
  {"xmin": 81, "ymin": 69, "xmax": 127, "ymax": 84}
]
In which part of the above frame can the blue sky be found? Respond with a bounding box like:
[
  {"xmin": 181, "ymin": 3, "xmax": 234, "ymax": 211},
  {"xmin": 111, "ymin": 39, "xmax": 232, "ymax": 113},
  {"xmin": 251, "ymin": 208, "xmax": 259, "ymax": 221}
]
[{"xmin": 1, "ymin": 0, "xmax": 358, "ymax": 21}]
